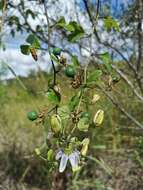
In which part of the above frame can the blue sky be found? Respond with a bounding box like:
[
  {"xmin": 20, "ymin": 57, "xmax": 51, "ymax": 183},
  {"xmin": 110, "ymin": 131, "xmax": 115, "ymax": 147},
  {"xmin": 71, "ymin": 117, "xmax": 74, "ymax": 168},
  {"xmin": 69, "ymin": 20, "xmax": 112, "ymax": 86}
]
[
  {"xmin": 78, "ymin": 0, "xmax": 134, "ymax": 17},
  {"xmin": 0, "ymin": 0, "xmax": 134, "ymax": 79}
]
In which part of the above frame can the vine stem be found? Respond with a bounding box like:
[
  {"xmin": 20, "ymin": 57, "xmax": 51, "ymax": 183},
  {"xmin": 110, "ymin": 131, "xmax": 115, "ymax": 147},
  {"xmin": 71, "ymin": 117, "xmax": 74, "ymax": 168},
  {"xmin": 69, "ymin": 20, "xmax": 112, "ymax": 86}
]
[
  {"xmin": 68, "ymin": 66, "xmax": 88, "ymax": 140},
  {"xmin": 51, "ymin": 60, "xmax": 56, "ymax": 86}
]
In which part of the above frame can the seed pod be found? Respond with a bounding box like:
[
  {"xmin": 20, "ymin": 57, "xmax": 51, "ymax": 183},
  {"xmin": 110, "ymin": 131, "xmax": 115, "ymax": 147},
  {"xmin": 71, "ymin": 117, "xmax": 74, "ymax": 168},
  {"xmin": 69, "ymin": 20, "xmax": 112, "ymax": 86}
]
[
  {"xmin": 50, "ymin": 114, "xmax": 62, "ymax": 134},
  {"xmin": 47, "ymin": 149, "xmax": 54, "ymax": 161},
  {"xmin": 93, "ymin": 109, "xmax": 104, "ymax": 126},
  {"xmin": 81, "ymin": 138, "xmax": 90, "ymax": 156},
  {"xmin": 91, "ymin": 94, "xmax": 100, "ymax": 104}
]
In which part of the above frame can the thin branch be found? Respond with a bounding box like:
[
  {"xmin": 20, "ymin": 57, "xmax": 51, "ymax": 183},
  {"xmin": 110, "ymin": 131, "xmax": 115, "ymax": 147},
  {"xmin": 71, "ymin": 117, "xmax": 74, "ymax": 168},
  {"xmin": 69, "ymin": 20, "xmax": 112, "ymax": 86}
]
[
  {"xmin": 43, "ymin": 0, "xmax": 50, "ymax": 45},
  {"xmin": 98, "ymin": 86, "xmax": 143, "ymax": 129},
  {"xmin": 51, "ymin": 60, "xmax": 56, "ymax": 86},
  {"xmin": 112, "ymin": 64, "xmax": 143, "ymax": 102}
]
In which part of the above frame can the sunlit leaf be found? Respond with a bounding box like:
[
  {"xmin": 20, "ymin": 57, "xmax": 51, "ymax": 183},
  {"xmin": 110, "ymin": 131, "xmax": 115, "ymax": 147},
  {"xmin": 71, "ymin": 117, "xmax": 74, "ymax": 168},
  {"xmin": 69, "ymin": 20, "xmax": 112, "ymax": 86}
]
[
  {"xmin": 26, "ymin": 34, "xmax": 40, "ymax": 49},
  {"xmin": 56, "ymin": 16, "xmax": 66, "ymax": 28},
  {"xmin": 104, "ymin": 17, "xmax": 120, "ymax": 32}
]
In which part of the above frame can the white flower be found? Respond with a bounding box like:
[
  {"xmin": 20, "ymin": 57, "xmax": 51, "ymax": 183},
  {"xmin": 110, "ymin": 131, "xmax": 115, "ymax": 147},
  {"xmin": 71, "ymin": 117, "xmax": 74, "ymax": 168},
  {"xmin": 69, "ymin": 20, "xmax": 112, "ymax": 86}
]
[{"xmin": 56, "ymin": 150, "xmax": 80, "ymax": 172}]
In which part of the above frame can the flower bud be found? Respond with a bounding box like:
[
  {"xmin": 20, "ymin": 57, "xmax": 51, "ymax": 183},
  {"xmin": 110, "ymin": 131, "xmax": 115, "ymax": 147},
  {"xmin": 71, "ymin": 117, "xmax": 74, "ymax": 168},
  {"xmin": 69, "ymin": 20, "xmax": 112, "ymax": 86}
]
[
  {"xmin": 81, "ymin": 138, "xmax": 90, "ymax": 156},
  {"xmin": 34, "ymin": 148, "xmax": 41, "ymax": 156},
  {"xmin": 93, "ymin": 109, "xmax": 104, "ymax": 126},
  {"xmin": 50, "ymin": 114, "xmax": 62, "ymax": 134},
  {"xmin": 91, "ymin": 94, "xmax": 100, "ymax": 104}
]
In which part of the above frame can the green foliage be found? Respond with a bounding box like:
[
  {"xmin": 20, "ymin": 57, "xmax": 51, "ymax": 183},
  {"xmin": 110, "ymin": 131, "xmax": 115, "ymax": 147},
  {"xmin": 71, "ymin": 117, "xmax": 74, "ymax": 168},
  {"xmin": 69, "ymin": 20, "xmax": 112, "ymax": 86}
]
[
  {"xmin": 100, "ymin": 52, "xmax": 112, "ymax": 73},
  {"xmin": 56, "ymin": 18, "xmax": 84, "ymax": 42},
  {"xmin": 56, "ymin": 16, "xmax": 66, "ymax": 27},
  {"xmin": 52, "ymin": 47, "xmax": 62, "ymax": 56},
  {"xmin": 8, "ymin": 16, "xmax": 19, "ymax": 26},
  {"xmin": 68, "ymin": 94, "xmax": 80, "ymax": 111},
  {"xmin": 25, "ymin": 9, "xmax": 35, "ymax": 19},
  {"xmin": 77, "ymin": 117, "xmax": 89, "ymax": 132},
  {"xmin": 20, "ymin": 45, "xmax": 30, "ymax": 55},
  {"xmin": 67, "ymin": 21, "xmax": 84, "ymax": 42},
  {"xmin": 80, "ymin": 111, "xmax": 91, "ymax": 120},
  {"xmin": 26, "ymin": 34, "xmax": 40, "ymax": 49},
  {"xmin": 87, "ymin": 69, "xmax": 102, "ymax": 83},
  {"xmin": 71, "ymin": 55, "xmax": 79, "ymax": 67},
  {"xmin": 46, "ymin": 88, "xmax": 61, "ymax": 104},
  {"xmin": 104, "ymin": 17, "xmax": 120, "ymax": 32}
]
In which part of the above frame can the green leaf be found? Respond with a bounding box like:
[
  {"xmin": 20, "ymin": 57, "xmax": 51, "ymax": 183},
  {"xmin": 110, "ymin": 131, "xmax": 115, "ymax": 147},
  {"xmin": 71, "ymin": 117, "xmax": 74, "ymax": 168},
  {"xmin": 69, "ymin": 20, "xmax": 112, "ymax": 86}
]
[
  {"xmin": 68, "ymin": 31, "xmax": 84, "ymax": 42},
  {"xmin": 87, "ymin": 70, "xmax": 102, "ymax": 83},
  {"xmin": 71, "ymin": 55, "xmax": 79, "ymax": 67},
  {"xmin": 68, "ymin": 94, "xmax": 80, "ymax": 112},
  {"xmin": 8, "ymin": 16, "xmax": 19, "ymax": 26},
  {"xmin": 50, "ymin": 53, "xmax": 60, "ymax": 64},
  {"xmin": 104, "ymin": 17, "xmax": 120, "ymax": 32},
  {"xmin": 64, "ymin": 22, "xmax": 76, "ymax": 32},
  {"xmin": 20, "ymin": 45, "xmax": 30, "ymax": 55},
  {"xmin": 56, "ymin": 16, "xmax": 66, "ymax": 28},
  {"xmin": 100, "ymin": 52, "xmax": 112, "ymax": 73},
  {"xmin": 77, "ymin": 118, "xmax": 89, "ymax": 132},
  {"xmin": 67, "ymin": 21, "xmax": 84, "ymax": 42},
  {"xmin": 57, "ymin": 106, "xmax": 70, "ymax": 120},
  {"xmin": 26, "ymin": 34, "xmax": 40, "ymax": 49},
  {"xmin": 26, "ymin": 9, "xmax": 35, "ymax": 19},
  {"xmin": 47, "ymin": 89, "xmax": 60, "ymax": 104}
]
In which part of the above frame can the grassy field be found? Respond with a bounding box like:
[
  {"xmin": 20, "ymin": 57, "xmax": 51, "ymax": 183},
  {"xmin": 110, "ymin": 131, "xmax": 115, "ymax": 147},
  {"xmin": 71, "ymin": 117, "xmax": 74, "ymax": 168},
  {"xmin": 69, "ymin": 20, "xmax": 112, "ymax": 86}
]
[{"xmin": 0, "ymin": 71, "xmax": 143, "ymax": 190}]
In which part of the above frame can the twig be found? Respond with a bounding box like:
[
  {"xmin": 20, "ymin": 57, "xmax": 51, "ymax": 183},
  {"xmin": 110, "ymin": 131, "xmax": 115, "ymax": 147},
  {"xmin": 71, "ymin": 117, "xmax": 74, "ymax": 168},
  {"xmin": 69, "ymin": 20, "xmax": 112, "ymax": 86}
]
[
  {"xmin": 98, "ymin": 86, "xmax": 143, "ymax": 129},
  {"xmin": 51, "ymin": 60, "xmax": 56, "ymax": 86}
]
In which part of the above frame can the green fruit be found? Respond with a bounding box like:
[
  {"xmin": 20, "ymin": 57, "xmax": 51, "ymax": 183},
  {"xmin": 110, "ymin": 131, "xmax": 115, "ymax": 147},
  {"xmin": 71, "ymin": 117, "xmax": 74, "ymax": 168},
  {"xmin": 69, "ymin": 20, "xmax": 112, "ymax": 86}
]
[
  {"xmin": 27, "ymin": 111, "xmax": 38, "ymax": 121},
  {"xmin": 53, "ymin": 47, "xmax": 61, "ymax": 56},
  {"xmin": 65, "ymin": 66, "xmax": 76, "ymax": 78},
  {"xmin": 80, "ymin": 112, "xmax": 91, "ymax": 120},
  {"xmin": 112, "ymin": 76, "xmax": 120, "ymax": 83}
]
